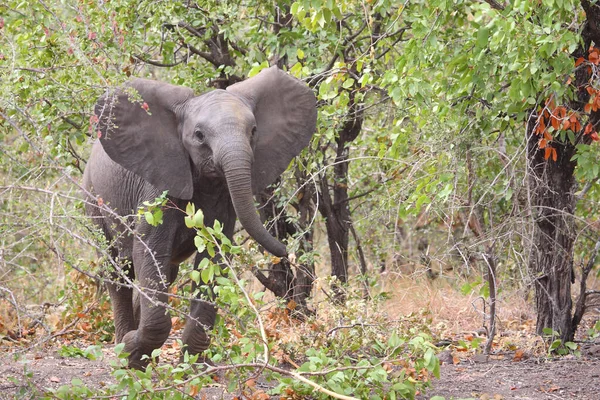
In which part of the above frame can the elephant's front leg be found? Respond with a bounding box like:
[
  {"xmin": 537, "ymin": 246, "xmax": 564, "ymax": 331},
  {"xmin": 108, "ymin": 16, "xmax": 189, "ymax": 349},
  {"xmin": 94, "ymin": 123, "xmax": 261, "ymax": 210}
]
[
  {"xmin": 180, "ymin": 251, "xmax": 218, "ymax": 361},
  {"xmin": 122, "ymin": 240, "xmax": 173, "ymax": 369},
  {"xmin": 106, "ymin": 275, "xmax": 135, "ymax": 343},
  {"xmin": 180, "ymin": 208, "xmax": 235, "ymax": 363}
]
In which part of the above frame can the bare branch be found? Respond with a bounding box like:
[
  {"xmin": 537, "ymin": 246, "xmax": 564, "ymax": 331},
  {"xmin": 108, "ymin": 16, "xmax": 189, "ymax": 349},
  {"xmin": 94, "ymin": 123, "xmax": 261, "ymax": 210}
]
[{"xmin": 132, "ymin": 54, "xmax": 188, "ymax": 68}]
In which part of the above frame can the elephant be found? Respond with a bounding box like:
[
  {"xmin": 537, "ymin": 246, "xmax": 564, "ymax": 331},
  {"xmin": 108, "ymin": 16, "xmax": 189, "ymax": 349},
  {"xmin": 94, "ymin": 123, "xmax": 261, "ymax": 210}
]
[{"xmin": 83, "ymin": 66, "xmax": 317, "ymax": 369}]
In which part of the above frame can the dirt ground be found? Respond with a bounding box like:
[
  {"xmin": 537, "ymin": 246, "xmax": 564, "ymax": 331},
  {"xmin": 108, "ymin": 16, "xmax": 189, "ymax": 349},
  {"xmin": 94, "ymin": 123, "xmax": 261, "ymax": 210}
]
[
  {"xmin": 419, "ymin": 343, "xmax": 600, "ymax": 400},
  {"xmin": 2, "ymin": 278, "xmax": 599, "ymax": 399},
  {"xmin": 1, "ymin": 339, "xmax": 599, "ymax": 399}
]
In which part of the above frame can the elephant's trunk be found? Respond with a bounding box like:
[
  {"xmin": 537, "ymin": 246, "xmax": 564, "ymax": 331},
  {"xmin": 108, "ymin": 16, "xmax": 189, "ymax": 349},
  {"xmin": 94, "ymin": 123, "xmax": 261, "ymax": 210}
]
[{"xmin": 220, "ymin": 150, "xmax": 287, "ymax": 257}]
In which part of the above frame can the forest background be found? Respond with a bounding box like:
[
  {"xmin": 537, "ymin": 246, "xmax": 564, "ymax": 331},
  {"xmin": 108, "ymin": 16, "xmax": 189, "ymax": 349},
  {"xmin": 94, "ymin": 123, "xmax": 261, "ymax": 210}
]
[{"xmin": 1, "ymin": 0, "xmax": 600, "ymax": 399}]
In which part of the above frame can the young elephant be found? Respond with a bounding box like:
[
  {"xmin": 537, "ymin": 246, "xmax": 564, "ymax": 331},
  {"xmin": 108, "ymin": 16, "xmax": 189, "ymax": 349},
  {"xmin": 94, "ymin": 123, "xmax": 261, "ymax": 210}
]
[{"xmin": 83, "ymin": 67, "xmax": 317, "ymax": 369}]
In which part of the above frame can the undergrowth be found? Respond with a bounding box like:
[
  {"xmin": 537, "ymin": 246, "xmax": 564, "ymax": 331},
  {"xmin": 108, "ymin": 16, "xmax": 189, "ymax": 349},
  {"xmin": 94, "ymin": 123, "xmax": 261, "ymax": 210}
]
[{"xmin": 3, "ymin": 209, "xmax": 442, "ymax": 400}]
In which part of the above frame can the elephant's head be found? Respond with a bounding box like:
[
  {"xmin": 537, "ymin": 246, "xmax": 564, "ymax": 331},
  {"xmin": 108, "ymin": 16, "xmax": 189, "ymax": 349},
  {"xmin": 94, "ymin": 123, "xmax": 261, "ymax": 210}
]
[{"xmin": 95, "ymin": 66, "xmax": 317, "ymax": 257}]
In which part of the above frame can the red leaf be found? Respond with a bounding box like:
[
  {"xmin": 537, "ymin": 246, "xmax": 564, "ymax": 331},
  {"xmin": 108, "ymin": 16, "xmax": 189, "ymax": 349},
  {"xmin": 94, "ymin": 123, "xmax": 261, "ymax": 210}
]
[
  {"xmin": 550, "ymin": 115, "xmax": 559, "ymax": 129},
  {"xmin": 563, "ymin": 120, "xmax": 570, "ymax": 130},
  {"xmin": 141, "ymin": 102, "xmax": 149, "ymax": 111},
  {"xmin": 513, "ymin": 349, "xmax": 525, "ymax": 361},
  {"xmin": 543, "ymin": 109, "xmax": 550, "ymax": 120},
  {"xmin": 539, "ymin": 138, "xmax": 548, "ymax": 149},
  {"xmin": 544, "ymin": 147, "xmax": 552, "ymax": 160},
  {"xmin": 585, "ymin": 103, "xmax": 592, "ymax": 113},
  {"xmin": 585, "ymin": 123, "xmax": 593, "ymax": 135},
  {"xmin": 97, "ymin": 130, "xmax": 102, "ymax": 138},
  {"xmin": 552, "ymin": 147, "xmax": 557, "ymax": 162},
  {"xmin": 536, "ymin": 118, "xmax": 546, "ymax": 135},
  {"xmin": 88, "ymin": 31, "xmax": 97, "ymax": 40},
  {"xmin": 589, "ymin": 51, "xmax": 599, "ymax": 65},
  {"xmin": 575, "ymin": 57, "xmax": 585, "ymax": 67},
  {"xmin": 592, "ymin": 132, "xmax": 600, "ymax": 142}
]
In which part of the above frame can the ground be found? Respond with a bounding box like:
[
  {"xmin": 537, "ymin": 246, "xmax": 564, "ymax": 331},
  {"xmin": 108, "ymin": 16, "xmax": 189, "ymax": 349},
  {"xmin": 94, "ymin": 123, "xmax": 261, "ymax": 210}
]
[
  {"xmin": 419, "ymin": 345, "xmax": 600, "ymax": 400},
  {"xmin": 1, "ymin": 278, "xmax": 599, "ymax": 399},
  {"xmin": 1, "ymin": 336, "xmax": 599, "ymax": 399}
]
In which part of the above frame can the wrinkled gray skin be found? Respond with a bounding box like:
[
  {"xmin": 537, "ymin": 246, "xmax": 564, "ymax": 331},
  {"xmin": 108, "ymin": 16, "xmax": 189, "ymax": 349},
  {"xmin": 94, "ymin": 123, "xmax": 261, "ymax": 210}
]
[{"xmin": 83, "ymin": 67, "xmax": 317, "ymax": 369}]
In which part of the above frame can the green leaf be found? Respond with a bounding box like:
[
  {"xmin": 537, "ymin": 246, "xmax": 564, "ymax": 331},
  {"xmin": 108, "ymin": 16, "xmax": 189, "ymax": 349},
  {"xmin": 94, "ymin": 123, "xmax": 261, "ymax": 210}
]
[
  {"xmin": 151, "ymin": 348, "xmax": 161, "ymax": 359},
  {"xmin": 144, "ymin": 211, "xmax": 154, "ymax": 226},
  {"xmin": 476, "ymin": 26, "xmax": 491, "ymax": 48},
  {"xmin": 549, "ymin": 339, "xmax": 562, "ymax": 351},
  {"xmin": 342, "ymin": 78, "xmax": 355, "ymax": 89},
  {"xmin": 565, "ymin": 341, "xmax": 578, "ymax": 350},
  {"xmin": 198, "ymin": 258, "xmax": 210, "ymax": 269},
  {"xmin": 186, "ymin": 202, "xmax": 195, "ymax": 216},
  {"xmin": 207, "ymin": 243, "xmax": 215, "ymax": 257},
  {"xmin": 194, "ymin": 235, "xmax": 206, "ymax": 253},
  {"xmin": 152, "ymin": 209, "xmax": 163, "ymax": 226},
  {"xmin": 542, "ymin": 327, "xmax": 557, "ymax": 336},
  {"xmin": 193, "ymin": 209, "xmax": 204, "ymax": 227},
  {"xmin": 201, "ymin": 265, "xmax": 214, "ymax": 283},
  {"xmin": 388, "ymin": 332, "xmax": 402, "ymax": 348},
  {"xmin": 190, "ymin": 270, "xmax": 201, "ymax": 284}
]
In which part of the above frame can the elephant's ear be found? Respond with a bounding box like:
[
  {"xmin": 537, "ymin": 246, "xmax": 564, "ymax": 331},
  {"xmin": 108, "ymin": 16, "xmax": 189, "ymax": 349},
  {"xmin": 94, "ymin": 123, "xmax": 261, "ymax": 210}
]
[
  {"xmin": 226, "ymin": 66, "xmax": 317, "ymax": 193},
  {"xmin": 96, "ymin": 78, "xmax": 195, "ymax": 200}
]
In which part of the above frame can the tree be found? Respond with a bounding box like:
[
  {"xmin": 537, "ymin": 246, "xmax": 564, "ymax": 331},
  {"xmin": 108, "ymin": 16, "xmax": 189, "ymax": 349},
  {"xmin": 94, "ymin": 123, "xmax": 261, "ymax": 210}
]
[{"xmin": 391, "ymin": 0, "xmax": 600, "ymax": 343}]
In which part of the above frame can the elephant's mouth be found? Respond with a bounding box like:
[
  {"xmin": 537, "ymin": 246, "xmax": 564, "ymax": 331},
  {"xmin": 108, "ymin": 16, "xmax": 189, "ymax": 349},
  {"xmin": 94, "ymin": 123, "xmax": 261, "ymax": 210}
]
[{"xmin": 198, "ymin": 158, "xmax": 220, "ymax": 179}]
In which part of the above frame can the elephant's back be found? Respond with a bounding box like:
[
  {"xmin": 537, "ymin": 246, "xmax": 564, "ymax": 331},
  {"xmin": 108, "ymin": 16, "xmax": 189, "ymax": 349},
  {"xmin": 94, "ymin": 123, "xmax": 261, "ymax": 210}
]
[{"xmin": 84, "ymin": 141, "xmax": 153, "ymax": 217}]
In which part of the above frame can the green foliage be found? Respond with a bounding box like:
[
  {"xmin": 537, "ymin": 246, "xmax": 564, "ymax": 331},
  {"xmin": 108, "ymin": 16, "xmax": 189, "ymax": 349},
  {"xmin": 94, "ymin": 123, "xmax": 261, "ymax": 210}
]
[
  {"xmin": 39, "ymin": 213, "xmax": 440, "ymax": 400},
  {"xmin": 456, "ymin": 337, "xmax": 483, "ymax": 353},
  {"xmin": 587, "ymin": 320, "xmax": 600, "ymax": 339},
  {"xmin": 273, "ymin": 334, "xmax": 439, "ymax": 400},
  {"xmin": 137, "ymin": 191, "xmax": 169, "ymax": 227},
  {"xmin": 542, "ymin": 328, "xmax": 580, "ymax": 356},
  {"xmin": 58, "ymin": 344, "xmax": 102, "ymax": 360}
]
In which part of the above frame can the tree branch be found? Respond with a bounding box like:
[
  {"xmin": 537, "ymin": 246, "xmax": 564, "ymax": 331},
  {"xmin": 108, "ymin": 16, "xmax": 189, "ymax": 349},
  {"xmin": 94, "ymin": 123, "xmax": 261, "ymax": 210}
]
[
  {"xmin": 572, "ymin": 238, "xmax": 600, "ymax": 331},
  {"xmin": 482, "ymin": 0, "xmax": 506, "ymax": 10},
  {"xmin": 132, "ymin": 54, "xmax": 187, "ymax": 68}
]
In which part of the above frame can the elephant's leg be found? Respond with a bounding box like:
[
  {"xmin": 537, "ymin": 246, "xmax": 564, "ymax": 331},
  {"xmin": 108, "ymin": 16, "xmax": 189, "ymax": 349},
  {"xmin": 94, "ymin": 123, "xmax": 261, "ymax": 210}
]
[
  {"xmin": 122, "ymin": 240, "xmax": 173, "ymax": 369},
  {"xmin": 103, "ymin": 249, "xmax": 136, "ymax": 343},
  {"xmin": 107, "ymin": 277, "xmax": 135, "ymax": 343},
  {"xmin": 132, "ymin": 263, "xmax": 179, "ymax": 329},
  {"xmin": 180, "ymin": 255, "xmax": 217, "ymax": 359},
  {"xmin": 181, "ymin": 215, "xmax": 234, "ymax": 360}
]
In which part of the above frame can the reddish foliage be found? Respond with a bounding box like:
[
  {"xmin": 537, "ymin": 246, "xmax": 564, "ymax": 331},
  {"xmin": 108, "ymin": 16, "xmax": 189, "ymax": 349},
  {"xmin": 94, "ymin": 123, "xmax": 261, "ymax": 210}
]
[{"xmin": 543, "ymin": 146, "xmax": 557, "ymax": 161}]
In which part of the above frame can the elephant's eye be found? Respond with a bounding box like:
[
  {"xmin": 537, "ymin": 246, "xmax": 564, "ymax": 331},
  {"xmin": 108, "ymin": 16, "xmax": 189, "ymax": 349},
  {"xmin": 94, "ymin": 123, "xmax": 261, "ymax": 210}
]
[
  {"xmin": 251, "ymin": 126, "xmax": 257, "ymax": 139},
  {"xmin": 195, "ymin": 129, "xmax": 205, "ymax": 143}
]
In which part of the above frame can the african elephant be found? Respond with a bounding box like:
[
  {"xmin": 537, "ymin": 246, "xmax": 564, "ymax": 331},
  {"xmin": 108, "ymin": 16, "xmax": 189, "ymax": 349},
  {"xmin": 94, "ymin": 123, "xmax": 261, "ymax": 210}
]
[{"xmin": 83, "ymin": 66, "xmax": 317, "ymax": 369}]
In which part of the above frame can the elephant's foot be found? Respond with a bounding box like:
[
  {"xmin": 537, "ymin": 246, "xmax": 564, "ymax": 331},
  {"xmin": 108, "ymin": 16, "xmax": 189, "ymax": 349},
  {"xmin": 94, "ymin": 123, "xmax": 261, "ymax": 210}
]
[
  {"xmin": 122, "ymin": 330, "xmax": 151, "ymax": 370},
  {"xmin": 121, "ymin": 315, "xmax": 172, "ymax": 369},
  {"xmin": 180, "ymin": 300, "xmax": 217, "ymax": 362}
]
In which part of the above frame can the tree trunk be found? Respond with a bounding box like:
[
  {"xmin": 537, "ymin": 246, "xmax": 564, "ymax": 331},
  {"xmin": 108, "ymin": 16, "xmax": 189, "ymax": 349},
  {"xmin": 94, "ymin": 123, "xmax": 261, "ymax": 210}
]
[
  {"xmin": 255, "ymin": 172, "xmax": 316, "ymax": 314},
  {"xmin": 526, "ymin": 0, "xmax": 600, "ymax": 342},
  {"xmin": 527, "ymin": 115, "xmax": 578, "ymax": 342},
  {"xmin": 317, "ymin": 91, "xmax": 363, "ymax": 292}
]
